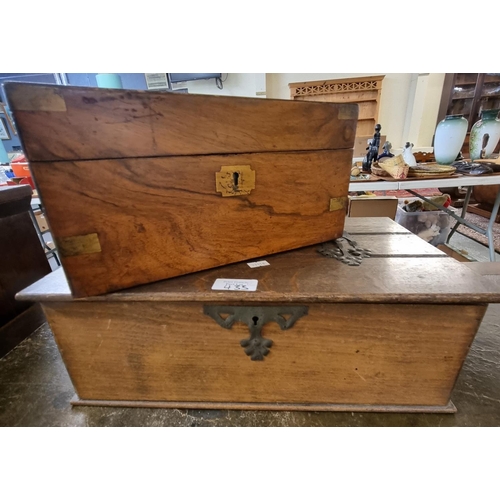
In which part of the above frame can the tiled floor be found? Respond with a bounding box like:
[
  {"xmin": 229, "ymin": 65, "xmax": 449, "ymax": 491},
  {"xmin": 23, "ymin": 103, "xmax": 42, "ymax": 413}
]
[{"xmin": 1, "ymin": 233, "xmax": 499, "ymax": 427}]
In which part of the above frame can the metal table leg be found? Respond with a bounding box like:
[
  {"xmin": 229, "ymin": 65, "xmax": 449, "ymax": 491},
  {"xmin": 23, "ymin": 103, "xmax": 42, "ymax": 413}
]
[
  {"xmin": 487, "ymin": 187, "xmax": 500, "ymax": 262},
  {"xmin": 406, "ymin": 188, "xmax": 498, "ymax": 261},
  {"xmin": 28, "ymin": 206, "xmax": 47, "ymax": 249},
  {"xmin": 447, "ymin": 186, "xmax": 473, "ymax": 243}
]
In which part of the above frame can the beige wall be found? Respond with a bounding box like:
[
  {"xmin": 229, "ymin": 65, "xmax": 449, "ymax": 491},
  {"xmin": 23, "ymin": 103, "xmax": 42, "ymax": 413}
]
[
  {"xmin": 266, "ymin": 73, "xmax": 446, "ymax": 151},
  {"xmin": 185, "ymin": 72, "xmax": 447, "ymax": 150},
  {"xmin": 404, "ymin": 73, "xmax": 446, "ymax": 149},
  {"xmin": 184, "ymin": 73, "xmax": 264, "ymax": 97}
]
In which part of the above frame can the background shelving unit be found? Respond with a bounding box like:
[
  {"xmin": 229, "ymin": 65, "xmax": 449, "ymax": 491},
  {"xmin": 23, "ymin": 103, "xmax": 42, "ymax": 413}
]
[{"xmin": 437, "ymin": 73, "xmax": 500, "ymax": 154}]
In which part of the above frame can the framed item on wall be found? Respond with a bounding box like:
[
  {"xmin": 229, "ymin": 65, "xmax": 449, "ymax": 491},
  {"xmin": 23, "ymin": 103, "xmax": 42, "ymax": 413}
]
[
  {"xmin": 0, "ymin": 117, "xmax": 10, "ymax": 140},
  {"xmin": 0, "ymin": 102, "xmax": 16, "ymax": 136}
]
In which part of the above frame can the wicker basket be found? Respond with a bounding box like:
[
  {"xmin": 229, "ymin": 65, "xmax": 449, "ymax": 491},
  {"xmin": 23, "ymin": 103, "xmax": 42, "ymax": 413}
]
[
  {"xmin": 378, "ymin": 154, "xmax": 409, "ymax": 179},
  {"xmin": 408, "ymin": 164, "xmax": 456, "ymax": 178},
  {"xmin": 370, "ymin": 164, "xmax": 391, "ymax": 177}
]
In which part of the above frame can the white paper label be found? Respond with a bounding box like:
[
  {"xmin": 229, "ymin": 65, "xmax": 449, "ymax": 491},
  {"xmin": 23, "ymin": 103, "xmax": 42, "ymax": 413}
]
[
  {"xmin": 247, "ymin": 260, "xmax": 270, "ymax": 268},
  {"xmin": 211, "ymin": 279, "xmax": 258, "ymax": 291}
]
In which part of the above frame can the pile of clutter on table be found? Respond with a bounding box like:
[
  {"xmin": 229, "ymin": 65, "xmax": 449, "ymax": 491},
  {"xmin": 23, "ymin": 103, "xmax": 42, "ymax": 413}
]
[{"xmin": 0, "ymin": 153, "xmax": 34, "ymax": 189}]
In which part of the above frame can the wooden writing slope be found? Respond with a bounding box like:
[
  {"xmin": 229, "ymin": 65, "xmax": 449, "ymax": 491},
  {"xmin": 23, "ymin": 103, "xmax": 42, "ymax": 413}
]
[
  {"xmin": 17, "ymin": 218, "xmax": 500, "ymax": 413},
  {"xmin": 5, "ymin": 82, "xmax": 358, "ymax": 298}
]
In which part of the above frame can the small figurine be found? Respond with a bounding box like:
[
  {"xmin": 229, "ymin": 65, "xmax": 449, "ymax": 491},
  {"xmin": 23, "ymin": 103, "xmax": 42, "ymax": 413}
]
[
  {"xmin": 377, "ymin": 141, "xmax": 394, "ymax": 162},
  {"xmin": 362, "ymin": 124, "xmax": 382, "ymax": 172},
  {"xmin": 402, "ymin": 142, "xmax": 417, "ymax": 167}
]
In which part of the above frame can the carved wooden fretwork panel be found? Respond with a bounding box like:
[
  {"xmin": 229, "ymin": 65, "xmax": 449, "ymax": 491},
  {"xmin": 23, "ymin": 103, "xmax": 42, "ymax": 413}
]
[{"xmin": 290, "ymin": 78, "xmax": 382, "ymax": 98}]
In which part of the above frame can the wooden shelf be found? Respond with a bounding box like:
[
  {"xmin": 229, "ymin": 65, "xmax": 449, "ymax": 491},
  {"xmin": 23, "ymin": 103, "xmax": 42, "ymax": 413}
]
[
  {"xmin": 438, "ymin": 73, "xmax": 500, "ymax": 136},
  {"xmin": 436, "ymin": 74, "xmax": 500, "ymax": 156},
  {"xmin": 454, "ymin": 74, "xmax": 479, "ymax": 86},
  {"xmin": 289, "ymin": 75, "xmax": 384, "ymax": 140}
]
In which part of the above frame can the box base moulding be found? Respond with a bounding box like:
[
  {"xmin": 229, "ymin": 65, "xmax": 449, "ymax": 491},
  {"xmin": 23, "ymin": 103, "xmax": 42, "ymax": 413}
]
[{"xmin": 70, "ymin": 396, "xmax": 457, "ymax": 414}]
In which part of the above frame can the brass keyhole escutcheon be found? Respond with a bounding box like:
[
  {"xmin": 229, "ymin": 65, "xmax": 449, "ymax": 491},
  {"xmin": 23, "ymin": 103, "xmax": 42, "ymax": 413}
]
[{"xmin": 216, "ymin": 165, "xmax": 255, "ymax": 197}]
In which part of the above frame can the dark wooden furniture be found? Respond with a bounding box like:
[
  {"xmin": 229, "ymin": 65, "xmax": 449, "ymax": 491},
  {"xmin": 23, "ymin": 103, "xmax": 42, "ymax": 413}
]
[
  {"xmin": 437, "ymin": 73, "xmax": 500, "ymax": 154},
  {"xmin": 5, "ymin": 82, "xmax": 358, "ymax": 298},
  {"xmin": 468, "ymin": 184, "xmax": 500, "ymax": 223},
  {"xmin": 17, "ymin": 217, "xmax": 500, "ymax": 412},
  {"xmin": 0, "ymin": 185, "xmax": 51, "ymax": 358}
]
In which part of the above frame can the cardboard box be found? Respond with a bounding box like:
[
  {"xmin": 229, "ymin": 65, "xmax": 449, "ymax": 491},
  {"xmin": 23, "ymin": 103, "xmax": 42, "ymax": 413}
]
[
  {"xmin": 348, "ymin": 196, "xmax": 398, "ymax": 220},
  {"xmin": 353, "ymin": 135, "xmax": 387, "ymax": 158},
  {"xmin": 33, "ymin": 209, "xmax": 49, "ymax": 232}
]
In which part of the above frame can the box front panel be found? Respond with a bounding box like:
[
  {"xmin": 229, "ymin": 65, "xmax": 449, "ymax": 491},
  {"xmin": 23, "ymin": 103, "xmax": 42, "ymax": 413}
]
[
  {"xmin": 32, "ymin": 150, "xmax": 351, "ymax": 297},
  {"xmin": 44, "ymin": 301, "xmax": 486, "ymax": 406}
]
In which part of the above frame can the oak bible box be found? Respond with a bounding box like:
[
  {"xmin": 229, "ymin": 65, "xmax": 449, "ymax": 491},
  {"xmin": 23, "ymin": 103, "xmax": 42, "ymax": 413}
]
[{"xmin": 17, "ymin": 218, "xmax": 500, "ymax": 413}]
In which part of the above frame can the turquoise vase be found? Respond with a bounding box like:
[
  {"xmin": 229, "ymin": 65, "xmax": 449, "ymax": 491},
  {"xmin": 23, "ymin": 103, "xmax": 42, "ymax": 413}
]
[
  {"xmin": 469, "ymin": 109, "xmax": 500, "ymax": 160},
  {"xmin": 434, "ymin": 115, "xmax": 468, "ymax": 165}
]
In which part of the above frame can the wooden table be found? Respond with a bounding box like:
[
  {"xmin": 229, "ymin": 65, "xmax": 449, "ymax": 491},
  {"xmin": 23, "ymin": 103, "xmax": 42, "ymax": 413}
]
[{"xmin": 16, "ymin": 217, "xmax": 500, "ymax": 413}]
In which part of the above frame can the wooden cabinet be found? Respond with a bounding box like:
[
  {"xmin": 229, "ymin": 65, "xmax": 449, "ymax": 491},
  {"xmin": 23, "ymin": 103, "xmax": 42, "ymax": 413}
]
[
  {"xmin": 0, "ymin": 185, "xmax": 51, "ymax": 357},
  {"xmin": 289, "ymin": 75, "xmax": 384, "ymax": 137},
  {"xmin": 437, "ymin": 73, "xmax": 500, "ymax": 154}
]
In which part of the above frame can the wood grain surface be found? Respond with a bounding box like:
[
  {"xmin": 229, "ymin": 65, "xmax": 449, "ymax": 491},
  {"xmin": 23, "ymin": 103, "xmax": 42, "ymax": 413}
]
[
  {"xmin": 463, "ymin": 262, "xmax": 500, "ymax": 290},
  {"xmin": 15, "ymin": 217, "xmax": 411, "ymax": 303},
  {"xmin": 350, "ymin": 233, "xmax": 446, "ymax": 256},
  {"xmin": 463, "ymin": 262, "xmax": 500, "ymax": 275},
  {"xmin": 17, "ymin": 243, "xmax": 500, "ymax": 304},
  {"xmin": 31, "ymin": 149, "xmax": 352, "ymax": 297},
  {"xmin": 5, "ymin": 82, "xmax": 358, "ymax": 161},
  {"xmin": 43, "ymin": 301, "xmax": 486, "ymax": 406},
  {"xmin": 344, "ymin": 217, "xmax": 410, "ymax": 234}
]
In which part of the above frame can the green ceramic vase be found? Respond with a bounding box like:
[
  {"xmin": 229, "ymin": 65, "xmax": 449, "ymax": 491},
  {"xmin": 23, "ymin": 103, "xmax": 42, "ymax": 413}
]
[
  {"xmin": 469, "ymin": 109, "xmax": 500, "ymax": 160},
  {"xmin": 434, "ymin": 115, "xmax": 468, "ymax": 165}
]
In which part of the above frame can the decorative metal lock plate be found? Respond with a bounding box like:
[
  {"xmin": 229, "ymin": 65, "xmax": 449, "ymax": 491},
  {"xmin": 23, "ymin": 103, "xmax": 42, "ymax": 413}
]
[
  {"xmin": 215, "ymin": 165, "xmax": 255, "ymax": 197},
  {"xmin": 318, "ymin": 231, "xmax": 372, "ymax": 266},
  {"xmin": 204, "ymin": 305, "xmax": 308, "ymax": 361}
]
